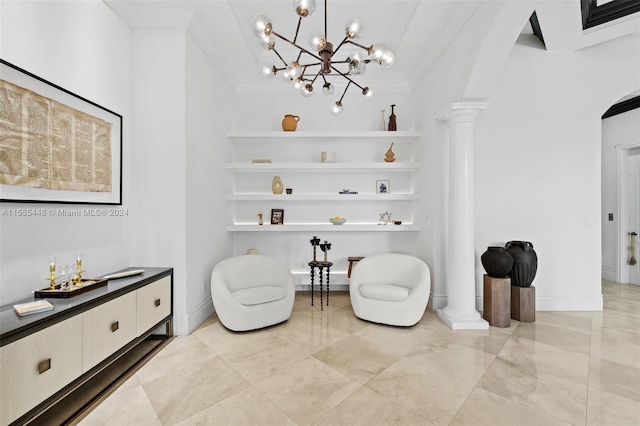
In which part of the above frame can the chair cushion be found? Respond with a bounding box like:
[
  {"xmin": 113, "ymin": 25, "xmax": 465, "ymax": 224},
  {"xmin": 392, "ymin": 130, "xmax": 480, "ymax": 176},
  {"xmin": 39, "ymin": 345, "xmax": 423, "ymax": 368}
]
[
  {"xmin": 359, "ymin": 283, "xmax": 409, "ymax": 302},
  {"xmin": 232, "ymin": 286, "xmax": 287, "ymax": 306}
]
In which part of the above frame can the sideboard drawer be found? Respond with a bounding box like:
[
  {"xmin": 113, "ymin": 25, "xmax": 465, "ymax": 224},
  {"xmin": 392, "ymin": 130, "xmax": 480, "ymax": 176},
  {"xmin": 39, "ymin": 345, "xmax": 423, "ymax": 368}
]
[
  {"xmin": 0, "ymin": 315, "xmax": 83, "ymax": 425},
  {"xmin": 136, "ymin": 276, "xmax": 171, "ymax": 336},
  {"xmin": 82, "ymin": 291, "xmax": 137, "ymax": 373}
]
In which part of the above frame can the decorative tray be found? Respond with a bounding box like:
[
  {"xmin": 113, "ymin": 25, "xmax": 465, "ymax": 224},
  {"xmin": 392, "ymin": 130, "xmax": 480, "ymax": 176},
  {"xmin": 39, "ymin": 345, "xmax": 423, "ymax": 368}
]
[{"xmin": 34, "ymin": 278, "xmax": 108, "ymax": 299}]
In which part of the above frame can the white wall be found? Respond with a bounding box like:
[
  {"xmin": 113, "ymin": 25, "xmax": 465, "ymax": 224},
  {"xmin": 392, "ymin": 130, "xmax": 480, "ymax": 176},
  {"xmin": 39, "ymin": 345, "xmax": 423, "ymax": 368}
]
[
  {"xmin": 185, "ymin": 32, "xmax": 235, "ymax": 332},
  {"xmin": 412, "ymin": 0, "xmax": 639, "ymax": 311},
  {"xmin": 473, "ymin": 32, "xmax": 640, "ymax": 310},
  {"xmin": 0, "ymin": 0, "xmax": 132, "ymax": 304},
  {"xmin": 409, "ymin": 0, "xmax": 527, "ymax": 309},
  {"xmin": 601, "ymin": 107, "xmax": 640, "ymax": 281},
  {"xmin": 130, "ymin": 25, "xmax": 236, "ymax": 335},
  {"xmin": 129, "ymin": 28, "xmax": 191, "ymax": 333}
]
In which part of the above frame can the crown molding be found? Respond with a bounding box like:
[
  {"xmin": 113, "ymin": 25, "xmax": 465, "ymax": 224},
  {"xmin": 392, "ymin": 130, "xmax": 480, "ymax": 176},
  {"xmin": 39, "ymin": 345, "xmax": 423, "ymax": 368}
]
[
  {"xmin": 408, "ymin": 1, "xmax": 481, "ymax": 90},
  {"xmin": 103, "ymin": 0, "xmax": 194, "ymax": 29},
  {"xmin": 102, "ymin": 0, "xmax": 237, "ymax": 90},
  {"xmin": 186, "ymin": 14, "xmax": 238, "ymax": 90}
]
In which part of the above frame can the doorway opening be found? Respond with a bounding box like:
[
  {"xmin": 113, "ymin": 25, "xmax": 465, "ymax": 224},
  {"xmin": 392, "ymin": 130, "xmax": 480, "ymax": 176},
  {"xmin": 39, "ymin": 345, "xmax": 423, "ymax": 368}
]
[{"xmin": 616, "ymin": 144, "xmax": 640, "ymax": 285}]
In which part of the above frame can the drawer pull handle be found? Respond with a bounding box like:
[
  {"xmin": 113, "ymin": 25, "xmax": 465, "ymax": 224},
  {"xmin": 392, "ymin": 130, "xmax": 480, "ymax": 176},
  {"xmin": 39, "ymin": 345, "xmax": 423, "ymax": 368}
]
[
  {"xmin": 38, "ymin": 358, "xmax": 51, "ymax": 375},
  {"xmin": 155, "ymin": 299, "xmax": 161, "ymax": 307},
  {"xmin": 111, "ymin": 321, "xmax": 119, "ymax": 332}
]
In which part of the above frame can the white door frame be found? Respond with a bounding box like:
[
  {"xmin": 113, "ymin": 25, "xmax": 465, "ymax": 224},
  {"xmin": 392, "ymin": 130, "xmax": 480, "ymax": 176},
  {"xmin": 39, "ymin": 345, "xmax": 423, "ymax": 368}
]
[{"xmin": 616, "ymin": 142, "xmax": 640, "ymax": 283}]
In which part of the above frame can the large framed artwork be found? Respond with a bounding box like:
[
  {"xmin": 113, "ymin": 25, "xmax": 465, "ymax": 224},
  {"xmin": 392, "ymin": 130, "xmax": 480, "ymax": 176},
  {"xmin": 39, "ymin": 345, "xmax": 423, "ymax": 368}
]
[{"xmin": 0, "ymin": 59, "xmax": 122, "ymax": 204}]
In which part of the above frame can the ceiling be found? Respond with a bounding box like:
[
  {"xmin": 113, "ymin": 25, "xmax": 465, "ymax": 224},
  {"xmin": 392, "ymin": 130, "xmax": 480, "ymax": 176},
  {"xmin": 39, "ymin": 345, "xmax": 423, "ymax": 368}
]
[
  {"xmin": 104, "ymin": 0, "xmax": 639, "ymax": 94},
  {"xmin": 104, "ymin": 0, "xmax": 481, "ymax": 91}
]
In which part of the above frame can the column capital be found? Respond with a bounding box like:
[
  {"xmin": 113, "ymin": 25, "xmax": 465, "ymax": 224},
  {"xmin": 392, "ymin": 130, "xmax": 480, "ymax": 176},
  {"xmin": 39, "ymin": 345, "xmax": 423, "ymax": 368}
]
[{"xmin": 438, "ymin": 100, "xmax": 489, "ymax": 125}]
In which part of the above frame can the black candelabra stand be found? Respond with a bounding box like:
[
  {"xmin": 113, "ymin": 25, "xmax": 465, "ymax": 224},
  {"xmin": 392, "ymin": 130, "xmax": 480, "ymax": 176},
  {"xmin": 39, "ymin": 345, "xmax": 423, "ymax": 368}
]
[{"xmin": 308, "ymin": 237, "xmax": 332, "ymax": 310}]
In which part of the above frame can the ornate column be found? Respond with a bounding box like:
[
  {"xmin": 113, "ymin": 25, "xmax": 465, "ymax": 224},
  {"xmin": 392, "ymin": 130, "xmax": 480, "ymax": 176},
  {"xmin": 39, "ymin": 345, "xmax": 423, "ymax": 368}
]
[{"xmin": 436, "ymin": 101, "xmax": 489, "ymax": 330}]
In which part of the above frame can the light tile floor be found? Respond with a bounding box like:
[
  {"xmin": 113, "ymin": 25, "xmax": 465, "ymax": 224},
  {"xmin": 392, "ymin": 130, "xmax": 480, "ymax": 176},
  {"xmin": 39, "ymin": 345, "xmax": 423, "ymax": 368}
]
[{"xmin": 79, "ymin": 281, "xmax": 640, "ymax": 425}]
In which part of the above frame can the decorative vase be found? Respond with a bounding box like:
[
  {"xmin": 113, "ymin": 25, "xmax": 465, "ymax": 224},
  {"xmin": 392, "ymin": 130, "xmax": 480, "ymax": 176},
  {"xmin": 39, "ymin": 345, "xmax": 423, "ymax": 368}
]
[
  {"xmin": 505, "ymin": 240, "xmax": 538, "ymax": 287},
  {"xmin": 282, "ymin": 114, "xmax": 300, "ymax": 131},
  {"xmin": 481, "ymin": 246, "xmax": 513, "ymax": 278},
  {"xmin": 272, "ymin": 176, "xmax": 284, "ymax": 194},
  {"xmin": 388, "ymin": 104, "xmax": 397, "ymax": 131},
  {"xmin": 384, "ymin": 142, "xmax": 395, "ymax": 162}
]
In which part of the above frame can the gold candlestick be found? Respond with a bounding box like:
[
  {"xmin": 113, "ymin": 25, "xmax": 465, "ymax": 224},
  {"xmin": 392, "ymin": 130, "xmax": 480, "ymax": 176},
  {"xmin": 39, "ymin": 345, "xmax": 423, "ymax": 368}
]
[
  {"xmin": 74, "ymin": 253, "xmax": 84, "ymax": 286},
  {"xmin": 45, "ymin": 257, "xmax": 58, "ymax": 290}
]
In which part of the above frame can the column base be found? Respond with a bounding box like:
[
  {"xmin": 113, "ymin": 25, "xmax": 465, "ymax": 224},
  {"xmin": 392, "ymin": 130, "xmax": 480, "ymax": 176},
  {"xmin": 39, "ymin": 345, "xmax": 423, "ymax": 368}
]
[{"xmin": 436, "ymin": 307, "xmax": 489, "ymax": 330}]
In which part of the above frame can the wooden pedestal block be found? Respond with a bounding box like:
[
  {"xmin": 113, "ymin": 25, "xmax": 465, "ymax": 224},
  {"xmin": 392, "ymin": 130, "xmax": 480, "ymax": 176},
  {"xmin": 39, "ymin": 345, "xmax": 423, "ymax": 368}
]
[
  {"xmin": 482, "ymin": 275, "xmax": 511, "ymax": 327},
  {"xmin": 511, "ymin": 285, "xmax": 535, "ymax": 322}
]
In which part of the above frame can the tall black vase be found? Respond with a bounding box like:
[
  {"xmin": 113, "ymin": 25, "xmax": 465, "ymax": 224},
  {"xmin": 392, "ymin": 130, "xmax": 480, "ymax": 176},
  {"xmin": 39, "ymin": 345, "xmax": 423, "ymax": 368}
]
[
  {"xmin": 481, "ymin": 246, "xmax": 513, "ymax": 278},
  {"xmin": 506, "ymin": 240, "xmax": 537, "ymax": 287}
]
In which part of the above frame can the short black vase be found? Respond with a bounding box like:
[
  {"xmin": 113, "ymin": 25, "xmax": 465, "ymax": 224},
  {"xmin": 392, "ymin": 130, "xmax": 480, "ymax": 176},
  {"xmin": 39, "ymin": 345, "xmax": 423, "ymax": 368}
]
[
  {"xmin": 506, "ymin": 240, "xmax": 538, "ymax": 287},
  {"xmin": 481, "ymin": 246, "xmax": 514, "ymax": 278}
]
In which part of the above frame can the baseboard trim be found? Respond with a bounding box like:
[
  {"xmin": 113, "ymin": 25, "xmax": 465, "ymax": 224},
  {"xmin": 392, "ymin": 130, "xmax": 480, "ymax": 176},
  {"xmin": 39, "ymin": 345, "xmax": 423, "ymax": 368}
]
[
  {"xmin": 535, "ymin": 296, "xmax": 603, "ymax": 311},
  {"xmin": 602, "ymin": 269, "xmax": 616, "ymax": 282},
  {"xmin": 186, "ymin": 298, "xmax": 215, "ymax": 335},
  {"xmin": 295, "ymin": 284, "xmax": 350, "ymax": 292}
]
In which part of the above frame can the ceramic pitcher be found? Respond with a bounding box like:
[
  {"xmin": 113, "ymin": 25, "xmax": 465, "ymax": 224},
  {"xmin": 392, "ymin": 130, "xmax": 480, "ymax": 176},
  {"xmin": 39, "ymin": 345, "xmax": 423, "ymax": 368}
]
[{"xmin": 282, "ymin": 114, "xmax": 300, "ymax": 131}]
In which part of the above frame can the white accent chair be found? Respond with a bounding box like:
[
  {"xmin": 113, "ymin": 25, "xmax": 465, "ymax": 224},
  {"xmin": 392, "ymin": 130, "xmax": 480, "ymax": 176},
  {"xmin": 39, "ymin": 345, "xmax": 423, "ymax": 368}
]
[
  {"xmin": 349, "ymin": 253, "xmax": 431, "ymax": 326},
  {"xmin": 211, "ymin": 255, "xmax": 295, "ymax": 331}
]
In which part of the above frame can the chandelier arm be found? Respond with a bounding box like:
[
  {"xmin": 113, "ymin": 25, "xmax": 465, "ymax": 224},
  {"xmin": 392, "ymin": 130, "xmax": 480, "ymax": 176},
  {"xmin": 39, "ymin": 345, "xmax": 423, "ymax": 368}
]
[
  {"xmin": 272, "ymin": 30, "xmax": 323, "ymax": 62},
  {"xmin": 271, "ymin": 48, "xmax": 288, "ymax": 67},
  {"xmin": 331, "ymin": 36, "xmax": 350, "ymax": 57},
  {"xmin": 345, "ymin": 40, "xmax": 372, "ymax": 53},
  {"xmin": 299, "ymin": 62, "xmax": 322, "ymax": 68},
  {"xmin": 329, "ymin": 65, "xmax": 365, "ymax": 91},
  {"xmin": 310, "ymin": 70, "xmax": 322, "ymax": 85},
  {"xmin": 293, "ymin": 16, "xmax": 302, "ymax": 44},
  {"xmin": 338, "ymin": 81, "xmax": 352, "ymax": 104}
]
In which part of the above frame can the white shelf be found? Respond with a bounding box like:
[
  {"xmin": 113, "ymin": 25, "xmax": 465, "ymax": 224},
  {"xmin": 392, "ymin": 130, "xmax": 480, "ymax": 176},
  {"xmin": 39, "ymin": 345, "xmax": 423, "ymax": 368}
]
[
  {"xmin": 226, "ymin": 224, "xmax": 419, "ymax": 232},
  {"xmin": 227, "ymin": 162, "xmax": 420, "ymax": 172},
  {"xmin": 228, "ymin": 131, "xmax": 420, "ymax": 143},
  {"xmin": 227, "ymin": 193, "xmax": 420, "ymax": 201}
]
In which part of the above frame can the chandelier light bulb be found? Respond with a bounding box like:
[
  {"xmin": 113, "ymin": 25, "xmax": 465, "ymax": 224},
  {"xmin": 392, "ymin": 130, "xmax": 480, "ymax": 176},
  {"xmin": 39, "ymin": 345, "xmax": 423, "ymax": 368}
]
[
  {"xmin": 331, "ymin": 102, "xmax": 343, "ymax": 114},
  {"xmin": 294, "ymin": 0, "xmax": 316, "ymax": 17},
  {"xmin": 362, "ymin": 87, "xmax": 372, "ymax": 97},
  {"xmin": 262, "ymin": 65, "xmax": 276, "ymax": 78},
  {"xmin": 322, "ymin": 82, "xmax": 335, "ymax": 96},
  {"xmin": 345, "ymin": 18, "xmax": 362, "ymax": 39},
  {"xmin": 288, "ymin": 62, "xmax": 302, "ymax": 79},
  {"xmin": 259, "ymin": 34, "xmax": 275, "ymax": 50},
  {"xmin": 302, "ymin": 84, "xmax": 314, "ymax": 97},
  {"xmin": 253, "ymin": 15, "xmax": 272, "ymax": 37},
  {"xmin": 282, "ymin": 67, "xmax": 293, "ymax": 82},
  {"xmin": 309, "ymin": 32, "xmax": 326, "ymax": 51},
  {"xmin": 370, "ymin": 43, "xmax": 387, "ymax": 61},
  {"xmin": 293, "ymin": 78, "xmax": 304, "ymax": 89},
  {"xmin": 379, "ymin": 50, "xmax": 395, "ymax": 68},
  {"xmin": 349, "ymin": 52, "xmax": 366, "ymax": 75}
]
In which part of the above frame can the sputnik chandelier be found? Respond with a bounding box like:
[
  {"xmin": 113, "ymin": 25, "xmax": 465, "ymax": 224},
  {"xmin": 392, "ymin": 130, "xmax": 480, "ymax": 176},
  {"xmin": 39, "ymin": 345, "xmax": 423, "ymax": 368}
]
[{"xmin": 253, "ymin": 0, "xmax": 395, "ymax": 114}]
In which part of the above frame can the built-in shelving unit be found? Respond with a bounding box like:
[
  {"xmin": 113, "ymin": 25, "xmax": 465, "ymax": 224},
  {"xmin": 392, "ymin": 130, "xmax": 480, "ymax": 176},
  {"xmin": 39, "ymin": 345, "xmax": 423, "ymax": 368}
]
[
  {"xmin": 226, "ymin": 130, "xmax": 422, "ymax": 282},
  {"xmin": 226, "ymin": 224, "xmax": 420, "ymax": 232}
]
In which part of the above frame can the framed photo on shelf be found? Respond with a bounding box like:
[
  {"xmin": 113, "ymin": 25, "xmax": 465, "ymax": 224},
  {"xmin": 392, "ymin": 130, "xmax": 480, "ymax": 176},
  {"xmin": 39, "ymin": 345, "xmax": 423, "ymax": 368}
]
[
  {"xmin": 376, "ymin": 180, "xmax": 390, "ymax": 194},
  {"xmin": 271, "ymin": 208, "xmax": 284, "ymax": 225},
  {"xmin": 0, "ymin": 59, "xmax": 123, "ymax": 204}
]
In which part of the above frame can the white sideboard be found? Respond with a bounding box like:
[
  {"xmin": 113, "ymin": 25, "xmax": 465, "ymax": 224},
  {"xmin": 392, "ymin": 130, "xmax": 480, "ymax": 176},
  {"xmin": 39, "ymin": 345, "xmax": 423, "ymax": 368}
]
[{"xmin": 0, "ymin": 267, "xmax": 173, "ymax": 425}]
